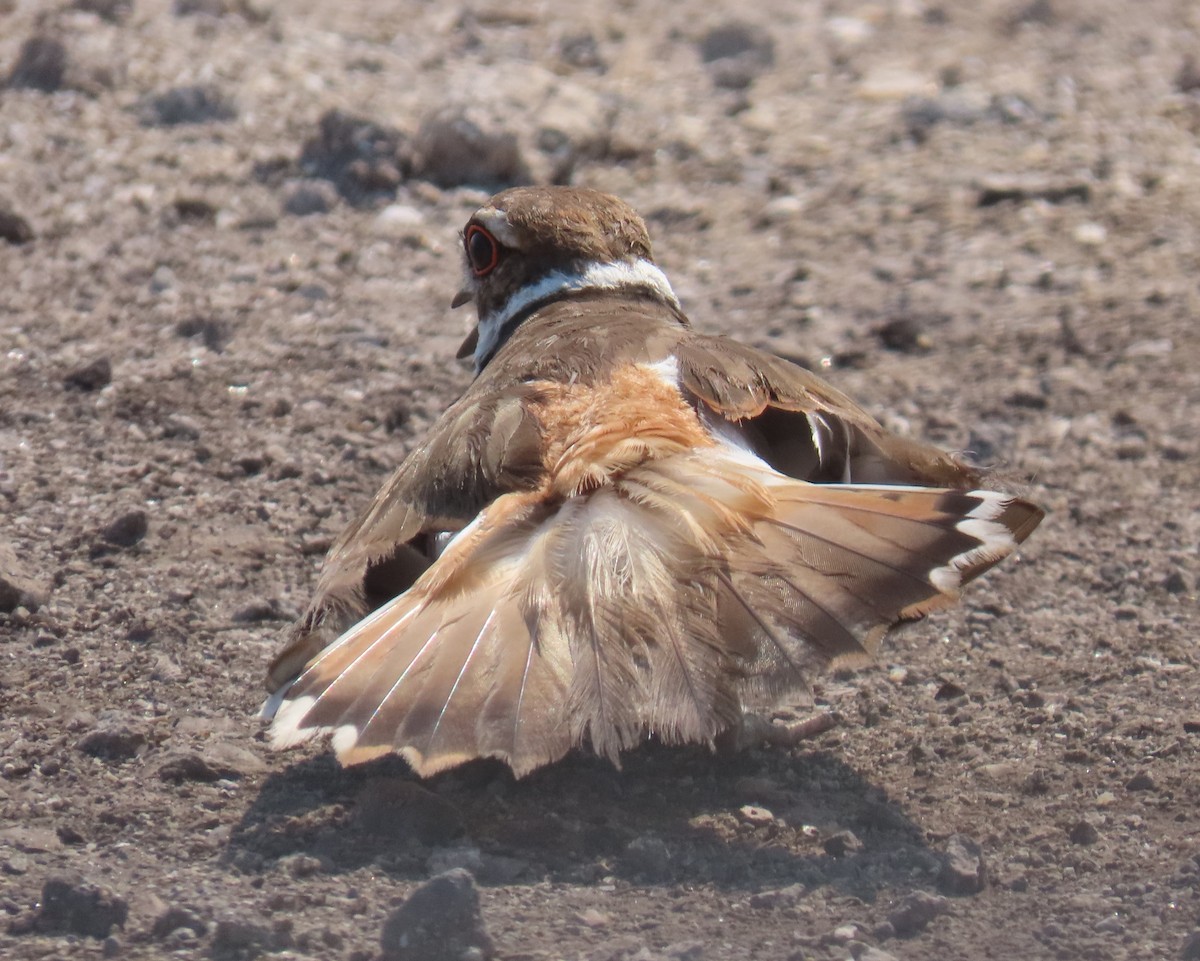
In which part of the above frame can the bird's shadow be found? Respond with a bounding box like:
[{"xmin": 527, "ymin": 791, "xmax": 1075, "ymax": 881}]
[{"xmin": 226, "ymin": 738, "xmax": 942, "ymax": 901}]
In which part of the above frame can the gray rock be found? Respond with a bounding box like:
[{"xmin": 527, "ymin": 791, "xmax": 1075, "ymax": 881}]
[
  {"xmin": 379, "ymin": 869, "xmax": 494, "ymax": 961},
  {"xmin": 1068, "ymin": 820, "xmax": 1101, "ymax": 846},
  {"xmin": 278, "ymin": 853, "xmax": 327, "ymax": 878},
  {"xmin": 156, "ymin": 752, "xmax": 224, "ymax": 783},
  {"xmin": 1182, "ymin": 930, "xmax": 1200, "ymax": 960},
  {"xmin": 939, "ymin": 834, "xmax": 987, "ymax": 895},
  {"xmin": 0, "ymin": 207, "xmax": 34, "ymax": 245},
  {"xmin": 99, "ymin": 510, "xmax": 148, "ymax": 548},
  {"xmin": 823, "ymin": 829, "xmax": 864, "ymax": 857},
  {"xmin": 76, "ymin": 725, "xmax": 147, "ymax": 762},
  {"xmin": 35, "ymin": 874, "xmax": 128, "ymax": 939},
  {"xmin": 1126, "ymin": 770, "xmax": 1157, "ymax": 791},
  {"xmin": 140, "ymin": 85, "xmax": 236, "ymax": 126},
  {"xmin": 73, "ymin": 0, "xmax": 133, "ymax": 24},
  {"xmin": 875, "ymin": 317, "xmax": 932, "ymax": 354},
  {"xmin": 151, "ymin": 905, "xmax": 207, "ymax": 940},
  {"xmin": 65, "ymin": 356, "xmax": 113, "ymax": 391},
  {"xmin": 698, "ymin": 21, "xmax": 775, "ymax": 89},
  {"xmin": 1164, "ymin": 571, "xmax": 1190, "ymax": 595},
  {"xmin": 887, "ymin": 891, "xmax": 951, "ymax": 936},
  {"xmin": 0, "ymin": 542, "xmax": 49, "ymax": 613},
  {"xmin": 299, "ymin": 108, "xmax": 411, "ymax": 206},
  {"xmin": 282, "ymin": 179, "xmax": 338, "ymax": 217},
  {"xmin": 748, "ymin": 882, "xmax": 807, "ymax": 910},
  {"xmin": 415, "ymin": 107, "xmax": 531, "ymax": 189},
  {"xmin": 7, "ymin": 36, "xmax": 67, "ymax": 92}
]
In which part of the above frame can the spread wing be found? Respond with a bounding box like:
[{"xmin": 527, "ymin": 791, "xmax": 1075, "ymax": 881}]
[
  {"xmin": 675, "ymin": 334, "xmax": 982, "ymax": 488},
  {"xmin": 266, "ymin": 382, "xmax": 546, "ymax": 691}
]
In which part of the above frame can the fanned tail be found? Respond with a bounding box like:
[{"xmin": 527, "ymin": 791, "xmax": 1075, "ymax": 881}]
[{"xmin": 267, "ymin": 450, "xmax": 1042, "ymax": 776}]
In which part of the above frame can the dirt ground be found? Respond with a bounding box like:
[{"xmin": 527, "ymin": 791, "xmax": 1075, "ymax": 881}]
[{"xmin": 1, "ymin": 1, "xmax": 1198, "ymax": 959}]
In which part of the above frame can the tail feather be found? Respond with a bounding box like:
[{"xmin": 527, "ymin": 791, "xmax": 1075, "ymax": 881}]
[{"xmin": 267, "ymin": 450, "xmax": 1042, "ymax": 776}]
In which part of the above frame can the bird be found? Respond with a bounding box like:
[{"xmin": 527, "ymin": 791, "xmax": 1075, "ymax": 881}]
[{"xmin": 264, "ymin": 186, "xmax": 1043, "ymax": 778}]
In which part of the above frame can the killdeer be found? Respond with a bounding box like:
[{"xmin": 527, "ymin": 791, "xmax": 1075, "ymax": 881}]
[{"xmin": 265, "ymin": 186, "xmax": 1042, "ymax": 777}]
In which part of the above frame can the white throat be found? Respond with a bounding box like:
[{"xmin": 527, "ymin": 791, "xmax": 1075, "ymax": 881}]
[{"xmin": 474, "ymin": 258, "xmax": 680, "ymax": 373}]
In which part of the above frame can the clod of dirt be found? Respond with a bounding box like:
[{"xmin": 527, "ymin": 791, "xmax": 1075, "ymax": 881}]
[
  {"xmin": 976, "ymin": 175, "xmax": 1090, "ymax": 207},
  {"xmin": 211, "ymin": 918, "xmax": 274, "ymax": 960},
  {"xmin": 73, "ymin": 0, "xmax": 133, "ymax": 23},
  {"xmin": 281, "ymin": 179, "xmax": 338, "ymax": 217},
  {"xmin": 6, "ymin": 36, "xmax": 67, "ymax": 92},
  {"xmin": 64, "ymin": 356, "xmax": 112, "ymax": 392},
  {"xmin": 0, "ymin": 542, "xmax": 49, "ymax": 613},
  {"xmin": 747, "ymin": 883, "xmax": 807, "ymax": 911},
  {"xmin": 298, "ymin": 109, "xmax": 412, "ymax": 206},
  {"xmin": 558, "ymin": 30, "xmax": 605, "ymax": 72},
  {"xmin": 698, "ymin": 21, "xmax": 775, "ymax": 90},
  {"xmin": 156, "ymin": 752, "xmax": 226, "ymax": 783},
  {"xmin": 938, "ymin": 834, "xmax": 987, "ymax": 895},
  {"xmin": 1164, "ymin": 571, "xmax": 1190, "ymax": 594},
  {"xmin": 414, "ymin": 107, "xmax": 531, "ymax": 190},
  {"xmin": 902, "ymin": 95, "xmax": 983, "ymax": 142},
  {"xmin": 151, "ymin": 905, "xmax": 208, "ymax": 940},
  {"xmin": 1069, "ymin": 820, "xmax": 1101, "ymax": 846},
  {"xmin": 876, "ymin": 317, "xmax": 932, "ymax": 354},
  {"xmin": 34, "ymin": 874, "xmax": 128, "ymax": 940},
  {"xmin": 98, "ymin": 509, "xmax": 149, "ymax": 549},
  {"xmin": 174, "ymin": 316, "xmax": 228, "ymax": 353},
  {"xmin": 824, "ymin": 829, "xmax": 865, "ymax": 857},
  {"xmin": 172, "ymin": 0, "xmax": 269, "ymax": 19},
  {"xmin": 379, "ymin": 869, "xmax": 494, "ymax": 961},
  {"xmin": 887, "ymin": 890, "xmax": 951, "ymax": 937},
  {"xmin": 75, "ymin": 725, "xmax": 147, "ymax": 762},
  {"xmin": 139, "ymin": 85, "xmax": 237, "ymax": 126},
  {"xmin": 1126, "ymin": 771, "xmax": 1157, "ymax": 791},
  {"xmin": 354, "ymin": 778, "xmax": 465, "ymax": 846},
  {"xmin": 171, "ymin": 196, "xmax": 218, "ymax": 224},
  {"xmin": 0, "ymin": 208, "xmax": 34, "ymax": 245}
]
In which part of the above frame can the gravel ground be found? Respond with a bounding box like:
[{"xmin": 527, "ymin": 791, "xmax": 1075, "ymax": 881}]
[{"xmin": 1, "ymin": 1, "xmax": 1197, "ymax": 959}]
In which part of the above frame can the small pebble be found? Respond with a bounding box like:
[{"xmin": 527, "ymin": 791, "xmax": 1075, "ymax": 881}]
[
  {"xmin": 1073, "ymin": 222, "xmax": 1108, "ymax": 246},
  {"xmin": 1068, "ymin": 820, "xmax": 1101, "ymax": 846},
  {"xmin": 823, "ymin": 830, "xmax": 864, "ymax": 857},
  {"xmin": 282, "ymin": 180, "xmax": 338, "ymax": 217},
  {"xmin": 0, "ymin": 208, "xmax": 34, "ymax": 245},
  {"xmin": 7, "ymin": 36, "xmax": 67, "ymax": 92},
  {"xmin": 738, "ymin": 804, "xmax": 776, "ymax": 827},
  {"xmin": 140, "ymin": 85, "xmax": 236, "ymax": 126},
  {"xmin": 1126, "ymin": 771, "xmax": 1156, "ymax": 791},
  {"xmin": 888, "ymin": 891, "xmax": 950, "ymax": 936},
  {"xmin": 65, "ymin": 357, "xmax": 113, "ymax": 392}
]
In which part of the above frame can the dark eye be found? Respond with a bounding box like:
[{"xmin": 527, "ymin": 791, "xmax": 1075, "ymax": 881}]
[{"xmin": 465, "ymin": 225, "xmax": 499, "ymax": 277}]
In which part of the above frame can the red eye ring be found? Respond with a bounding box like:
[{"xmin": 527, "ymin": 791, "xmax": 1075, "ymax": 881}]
[{"xmin": 465, "ymin": 225, "xmax": 500, "ymax": 277}]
